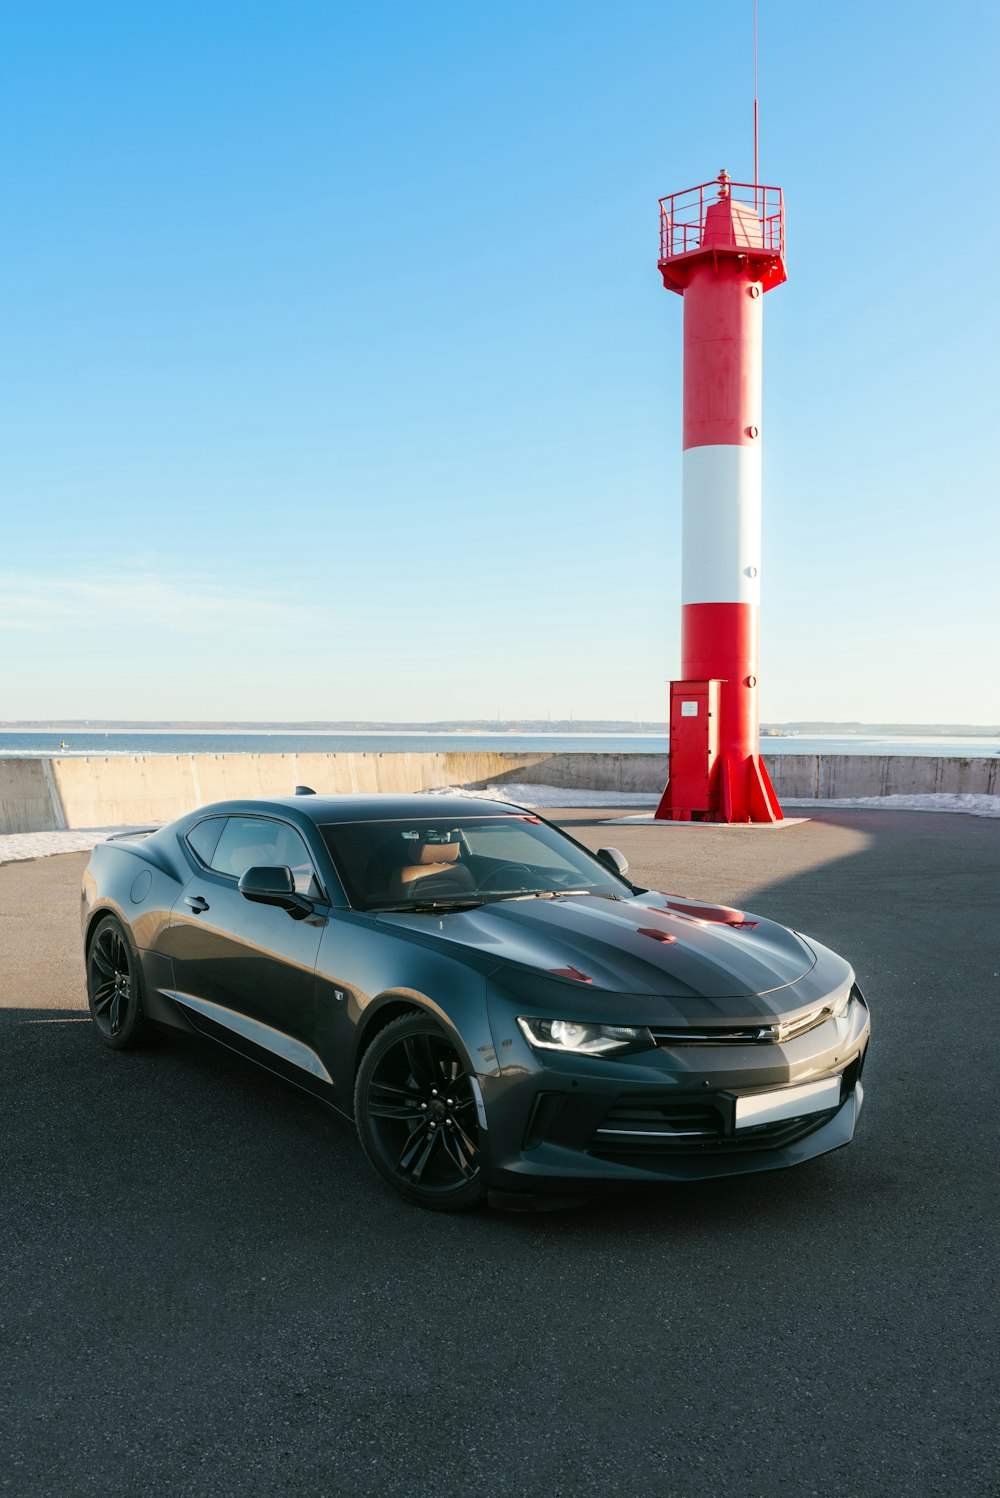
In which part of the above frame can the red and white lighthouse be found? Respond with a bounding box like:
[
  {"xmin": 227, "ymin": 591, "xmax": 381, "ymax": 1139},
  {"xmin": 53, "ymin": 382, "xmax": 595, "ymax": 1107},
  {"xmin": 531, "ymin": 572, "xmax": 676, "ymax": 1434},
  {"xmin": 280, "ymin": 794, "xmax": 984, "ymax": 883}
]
[{"xmin": 655, "ymin": 171, "xmax": 786, "ymax": 823}]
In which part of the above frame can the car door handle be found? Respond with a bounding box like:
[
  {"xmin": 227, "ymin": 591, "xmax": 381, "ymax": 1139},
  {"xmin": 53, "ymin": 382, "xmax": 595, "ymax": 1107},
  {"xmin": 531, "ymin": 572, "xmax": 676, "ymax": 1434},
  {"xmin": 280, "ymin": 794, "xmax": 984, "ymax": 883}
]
[{"xmin": 184, "ymin": 895, "xmax": 210, "ymax": 913}]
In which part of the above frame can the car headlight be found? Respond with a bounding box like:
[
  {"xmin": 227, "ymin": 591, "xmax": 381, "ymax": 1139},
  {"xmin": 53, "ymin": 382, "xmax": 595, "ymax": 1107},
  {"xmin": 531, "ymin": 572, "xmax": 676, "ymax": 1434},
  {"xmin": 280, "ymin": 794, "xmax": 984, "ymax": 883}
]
[
  {"xmin": 829, "ymin": 985, "xmax": 854, "ymax": 1021},
  {"xmin": 517, "ymin": 1017, "xmax": 651, "ymax": 1055}
]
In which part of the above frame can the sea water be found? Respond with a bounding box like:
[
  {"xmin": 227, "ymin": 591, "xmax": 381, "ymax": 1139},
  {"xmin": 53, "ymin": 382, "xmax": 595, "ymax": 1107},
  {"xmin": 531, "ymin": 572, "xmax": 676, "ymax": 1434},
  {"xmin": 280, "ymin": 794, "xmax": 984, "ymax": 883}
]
[{"xmin": 0, "ymin": 731, "xmax": 996, "ymax": 758}]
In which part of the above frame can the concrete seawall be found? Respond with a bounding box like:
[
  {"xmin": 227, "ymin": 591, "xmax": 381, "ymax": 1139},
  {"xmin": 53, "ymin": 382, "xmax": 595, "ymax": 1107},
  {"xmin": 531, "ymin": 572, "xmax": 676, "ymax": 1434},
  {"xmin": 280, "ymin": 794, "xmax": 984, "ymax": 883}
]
[{"xmin": 0, "ymin": 751, "xmax": 996, "ymax": 834}]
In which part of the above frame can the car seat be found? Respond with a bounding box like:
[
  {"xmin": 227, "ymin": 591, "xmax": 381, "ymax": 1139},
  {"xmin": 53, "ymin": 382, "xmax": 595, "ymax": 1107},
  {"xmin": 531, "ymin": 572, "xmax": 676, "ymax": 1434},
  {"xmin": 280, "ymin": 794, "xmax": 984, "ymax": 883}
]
[{"xmin": 387, "ymin": 841, "xmax": 477, "ymax": 901}]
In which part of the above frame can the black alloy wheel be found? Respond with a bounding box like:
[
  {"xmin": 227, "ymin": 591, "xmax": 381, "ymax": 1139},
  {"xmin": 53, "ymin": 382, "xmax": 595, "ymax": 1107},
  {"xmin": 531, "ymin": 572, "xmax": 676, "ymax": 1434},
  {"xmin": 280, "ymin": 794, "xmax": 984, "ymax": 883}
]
[
  {"xmin": 86, "ymin": 915, "xmax": 148, "ymax": 1050},
  {"xmin": 354, "ymin": 1014, "xmax": 487, "ymax": 1211}
]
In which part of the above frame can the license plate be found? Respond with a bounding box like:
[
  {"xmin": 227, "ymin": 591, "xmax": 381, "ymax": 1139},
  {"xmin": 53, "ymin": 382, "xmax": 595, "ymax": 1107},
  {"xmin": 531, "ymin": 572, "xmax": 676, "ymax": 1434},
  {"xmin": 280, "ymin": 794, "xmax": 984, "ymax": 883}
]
[{"xmin": 734, "ymin": 1075, "xmax": 841, "ymax": 1129}]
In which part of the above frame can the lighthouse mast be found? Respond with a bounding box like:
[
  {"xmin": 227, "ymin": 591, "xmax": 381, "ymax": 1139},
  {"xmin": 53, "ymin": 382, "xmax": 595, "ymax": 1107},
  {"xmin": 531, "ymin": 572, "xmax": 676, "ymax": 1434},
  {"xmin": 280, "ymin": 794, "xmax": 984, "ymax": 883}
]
[{"xmin": 654, "ymin": 171, "xmax": 786, "ymax": 823}]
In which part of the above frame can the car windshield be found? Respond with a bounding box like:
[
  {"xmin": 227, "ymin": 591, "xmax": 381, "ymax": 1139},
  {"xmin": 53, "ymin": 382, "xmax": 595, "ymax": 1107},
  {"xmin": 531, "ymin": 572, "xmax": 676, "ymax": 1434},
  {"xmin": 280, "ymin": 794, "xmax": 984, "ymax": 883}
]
[{"xmin": 320, "ymin": 815, "xmax": 629, "ymax": 912}]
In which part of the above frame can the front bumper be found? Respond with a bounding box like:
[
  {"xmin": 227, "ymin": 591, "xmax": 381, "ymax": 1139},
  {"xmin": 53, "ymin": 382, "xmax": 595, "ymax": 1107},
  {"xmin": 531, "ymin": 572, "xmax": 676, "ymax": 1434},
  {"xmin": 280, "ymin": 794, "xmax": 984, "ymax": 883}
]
[{"xmin": 480, "ymin": 983, "xmax": 870, "ymax": 1195}]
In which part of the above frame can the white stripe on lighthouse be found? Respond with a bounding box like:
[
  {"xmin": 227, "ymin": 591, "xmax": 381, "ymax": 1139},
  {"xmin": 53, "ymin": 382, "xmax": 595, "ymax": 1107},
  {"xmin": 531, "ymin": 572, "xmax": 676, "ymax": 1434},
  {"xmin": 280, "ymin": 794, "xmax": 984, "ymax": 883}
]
[{"xmin": 681, "ymin": 444, "xmax": 762, "ymax": 605}]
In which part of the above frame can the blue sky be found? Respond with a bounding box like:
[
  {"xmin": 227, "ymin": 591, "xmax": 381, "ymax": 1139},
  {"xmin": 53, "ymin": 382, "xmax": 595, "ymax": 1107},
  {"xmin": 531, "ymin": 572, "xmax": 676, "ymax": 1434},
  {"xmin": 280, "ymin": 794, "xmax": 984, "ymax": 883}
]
[{"xmin": 2, "ymin": 0, "xmax": 997, "ymax": 723}]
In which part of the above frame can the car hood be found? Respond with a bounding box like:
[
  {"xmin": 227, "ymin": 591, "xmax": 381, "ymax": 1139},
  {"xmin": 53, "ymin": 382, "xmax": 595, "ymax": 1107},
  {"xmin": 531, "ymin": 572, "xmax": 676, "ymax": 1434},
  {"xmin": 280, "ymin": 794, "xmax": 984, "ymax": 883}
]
[{"xmin": 374, "ymin": 890, "xmax": 815, "ymax": 998}]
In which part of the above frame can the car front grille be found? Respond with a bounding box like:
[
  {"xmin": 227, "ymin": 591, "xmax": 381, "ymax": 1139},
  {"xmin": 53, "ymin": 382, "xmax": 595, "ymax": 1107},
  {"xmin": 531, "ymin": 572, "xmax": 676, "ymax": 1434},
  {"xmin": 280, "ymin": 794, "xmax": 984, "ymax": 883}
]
[
  {"xmin": 587, "ymin": 1089, "xmax": 841, "ymax": 1160},
  {"xmin": 649, "ymin": 1002, "xmax": 830, "ymax": 1048},
  {"xmin": 649, "ymin": 1024, "xmax": 774, "ymax": 1046},
  {"xmin": 594, "ymin": 1098, "xmax": 723, "ymax": 1141}
]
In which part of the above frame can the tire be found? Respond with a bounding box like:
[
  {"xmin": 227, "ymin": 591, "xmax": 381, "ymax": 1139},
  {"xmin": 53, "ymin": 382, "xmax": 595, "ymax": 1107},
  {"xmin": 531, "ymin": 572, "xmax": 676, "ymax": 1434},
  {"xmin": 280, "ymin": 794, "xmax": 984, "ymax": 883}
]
[
  {"xmin": 86, "ymin": 914, "xmax": 149, "ymax": 1051},
  {"xmin": 354, "ymin": 1013, "xmax": 488, "ymax": 1212}
]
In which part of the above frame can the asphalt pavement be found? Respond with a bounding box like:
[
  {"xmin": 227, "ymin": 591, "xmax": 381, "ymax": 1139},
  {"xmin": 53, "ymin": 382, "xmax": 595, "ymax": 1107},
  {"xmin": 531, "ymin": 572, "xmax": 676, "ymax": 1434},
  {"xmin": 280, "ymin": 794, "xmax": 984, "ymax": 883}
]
[{"xmin": 2, "ymin": 808, "xmax": 998, "ymax": 1498}]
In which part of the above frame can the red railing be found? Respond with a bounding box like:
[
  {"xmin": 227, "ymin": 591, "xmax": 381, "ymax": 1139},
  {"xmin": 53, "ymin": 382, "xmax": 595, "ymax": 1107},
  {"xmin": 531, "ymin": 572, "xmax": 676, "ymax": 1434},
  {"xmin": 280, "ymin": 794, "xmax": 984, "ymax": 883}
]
[{"xmin": 658, "ymin": 173, "xmax": 784, "ymax": 263}]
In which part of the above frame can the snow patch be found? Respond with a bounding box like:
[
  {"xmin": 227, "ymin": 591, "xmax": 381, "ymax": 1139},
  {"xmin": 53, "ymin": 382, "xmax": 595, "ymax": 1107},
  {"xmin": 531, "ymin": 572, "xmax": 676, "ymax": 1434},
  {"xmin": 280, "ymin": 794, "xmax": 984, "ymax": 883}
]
[
  {"xmin": 784, "ymin": 793, "xmax": 1000, "ymax": 818},
  {"xmin": 420, "ymin": 784, "xmax": 661, "ymax": 808},
  {"xmin": 604, "ymin": 793, "xmax": 1000, "ymax": 825},
  {"xmin": 0, "ymin": 827, "xmax": 151, "ymax": 865}
]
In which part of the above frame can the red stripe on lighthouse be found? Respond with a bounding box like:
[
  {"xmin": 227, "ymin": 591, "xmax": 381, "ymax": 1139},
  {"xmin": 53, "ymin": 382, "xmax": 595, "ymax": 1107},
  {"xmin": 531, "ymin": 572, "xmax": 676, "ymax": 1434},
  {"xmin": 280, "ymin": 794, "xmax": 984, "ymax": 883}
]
[
  {"xmin": 682, "ymin": 601, "xmax": 759, "ymax": 777},
  {"xmin": 683, "ymin": 260, "xmax": 762, "ymax": 451},
  {"xmin": 682, "ymin": 601, "xmax": 757, "ymax": 681}
]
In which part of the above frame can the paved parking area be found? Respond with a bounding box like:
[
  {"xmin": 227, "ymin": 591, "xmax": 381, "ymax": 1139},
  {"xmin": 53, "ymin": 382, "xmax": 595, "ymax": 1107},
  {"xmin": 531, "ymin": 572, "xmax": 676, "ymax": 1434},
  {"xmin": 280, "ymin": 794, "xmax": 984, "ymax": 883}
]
[{"xmin": 2, "ymin": 808, "xmax": 997, "ymax": 1497}]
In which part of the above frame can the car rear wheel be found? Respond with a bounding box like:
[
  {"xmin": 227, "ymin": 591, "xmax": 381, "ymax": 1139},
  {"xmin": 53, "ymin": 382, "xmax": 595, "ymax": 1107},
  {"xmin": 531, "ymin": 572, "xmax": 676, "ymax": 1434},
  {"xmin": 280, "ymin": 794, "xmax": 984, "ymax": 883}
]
[
  {"xmin": 86, "ymin": 915, "xmax": 148, "ymax": 1050},
  {"xmin": 354, "ymin": 1014, "xmax": 487, "ymax": 1212}
]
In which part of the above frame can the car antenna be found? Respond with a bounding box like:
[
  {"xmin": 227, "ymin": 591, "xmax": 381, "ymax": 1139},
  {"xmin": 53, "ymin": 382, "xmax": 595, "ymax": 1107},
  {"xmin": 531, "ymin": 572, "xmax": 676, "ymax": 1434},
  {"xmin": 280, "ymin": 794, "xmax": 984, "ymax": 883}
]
[{"xmin": 294, "ymin": 785, "xmax": 317, "ymax": 795}]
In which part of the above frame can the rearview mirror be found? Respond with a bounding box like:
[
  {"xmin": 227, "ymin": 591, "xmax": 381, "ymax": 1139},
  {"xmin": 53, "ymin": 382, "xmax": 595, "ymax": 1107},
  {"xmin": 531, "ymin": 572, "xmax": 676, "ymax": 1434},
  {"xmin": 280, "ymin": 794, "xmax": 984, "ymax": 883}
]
[
  {"xmin": 596, "ymin": 847, "xmax": 629, "ymax": 877},
  {"xmin": 238, "ymin": 865, "xmax": 313, "ymax": 917}
]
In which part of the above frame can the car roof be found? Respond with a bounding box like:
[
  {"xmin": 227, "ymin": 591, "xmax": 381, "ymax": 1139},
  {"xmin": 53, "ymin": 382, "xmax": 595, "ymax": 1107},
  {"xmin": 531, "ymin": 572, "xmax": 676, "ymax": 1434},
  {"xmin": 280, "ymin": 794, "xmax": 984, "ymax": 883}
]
[{"xmin": 186, "ymin": 794, "xmax": 524, "ymax": 826}]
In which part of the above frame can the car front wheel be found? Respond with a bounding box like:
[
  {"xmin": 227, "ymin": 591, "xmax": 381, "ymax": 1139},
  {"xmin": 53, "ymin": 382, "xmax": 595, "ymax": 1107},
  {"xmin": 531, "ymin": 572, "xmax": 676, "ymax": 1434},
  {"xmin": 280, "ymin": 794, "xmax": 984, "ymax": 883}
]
[
  {"xmin": 86, "ymin": 914, "xmax": 148, "ymax": 1050},
  {"xmin": 354, "ymin": 1013, "xmax": 487, "ymax": 1212}
]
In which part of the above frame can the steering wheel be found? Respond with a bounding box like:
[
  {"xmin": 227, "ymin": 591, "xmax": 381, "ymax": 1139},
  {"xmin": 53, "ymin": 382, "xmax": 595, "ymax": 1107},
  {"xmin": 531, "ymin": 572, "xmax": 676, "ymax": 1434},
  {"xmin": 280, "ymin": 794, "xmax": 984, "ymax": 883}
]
[{"xmin": 479, "ymin": 863, "xmax": 535, "ymax": 892}]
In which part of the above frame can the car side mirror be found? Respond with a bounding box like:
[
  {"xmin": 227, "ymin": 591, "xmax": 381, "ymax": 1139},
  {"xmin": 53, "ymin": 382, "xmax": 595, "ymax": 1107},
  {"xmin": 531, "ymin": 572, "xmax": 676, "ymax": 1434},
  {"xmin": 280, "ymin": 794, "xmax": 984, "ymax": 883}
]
[
  {"xmin": 238, "ymin": 865, "xmax": 313, "ymax": 917},
  {"xmin": 596, "ymin": 847, "xmax": 629, "ymax": 877}
]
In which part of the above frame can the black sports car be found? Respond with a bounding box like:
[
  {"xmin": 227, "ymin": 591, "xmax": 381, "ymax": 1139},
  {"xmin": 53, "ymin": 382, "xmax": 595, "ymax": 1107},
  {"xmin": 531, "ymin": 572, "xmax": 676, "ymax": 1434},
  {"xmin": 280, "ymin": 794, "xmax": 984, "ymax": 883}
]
[{"xmin": 82, "ymin": 793, "xmax": 870, "ymax": 1211}]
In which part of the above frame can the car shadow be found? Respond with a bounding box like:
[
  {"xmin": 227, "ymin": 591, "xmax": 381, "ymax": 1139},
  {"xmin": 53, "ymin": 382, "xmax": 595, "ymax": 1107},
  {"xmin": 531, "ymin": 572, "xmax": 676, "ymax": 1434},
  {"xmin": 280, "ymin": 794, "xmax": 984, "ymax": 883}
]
[{"xmin": 6, "ymin": 998, "xmax": 869, "ymax": 1242}]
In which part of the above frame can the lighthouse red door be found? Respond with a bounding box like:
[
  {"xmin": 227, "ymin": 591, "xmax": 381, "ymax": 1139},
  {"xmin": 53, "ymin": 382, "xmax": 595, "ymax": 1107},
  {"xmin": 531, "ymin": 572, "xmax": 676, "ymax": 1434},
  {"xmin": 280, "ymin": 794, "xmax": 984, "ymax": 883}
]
[{"xmin": 656, "ymin": 679, "xmax": 720, "ymax": 820}]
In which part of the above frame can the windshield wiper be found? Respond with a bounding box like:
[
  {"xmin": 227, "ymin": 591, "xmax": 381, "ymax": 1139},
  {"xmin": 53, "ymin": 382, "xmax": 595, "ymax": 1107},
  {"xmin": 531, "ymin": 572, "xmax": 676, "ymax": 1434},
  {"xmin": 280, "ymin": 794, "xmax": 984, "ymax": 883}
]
[
  {"xmin": 457, "ymin": 888, "xmax": 624, "ymax": 903},
  {"xmin": 372, "ymin": 898, "xmax": 486, "ymax": 914},
  {"xmin": 528, "ymin": 889, "xmax": 624, "ymax": 901},
  {"xmin": 370, "ymin": 888, "xmax": 625, "ymax": 914}
]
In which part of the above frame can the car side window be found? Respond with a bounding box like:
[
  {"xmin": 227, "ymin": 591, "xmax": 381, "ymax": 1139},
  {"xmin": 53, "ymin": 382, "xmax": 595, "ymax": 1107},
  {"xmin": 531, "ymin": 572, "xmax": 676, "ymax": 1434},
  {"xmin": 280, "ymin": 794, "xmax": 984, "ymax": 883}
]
[
  {"xmin": 185, "ymin": 817, "xmax": 227, "ymax": 867},
  {"xmin": 209, "ymin": 817, "xmax": 321, "ymax": 897}
]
